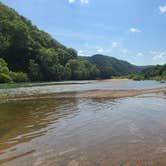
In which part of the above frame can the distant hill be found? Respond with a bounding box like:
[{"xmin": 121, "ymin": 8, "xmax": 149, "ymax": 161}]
[{"xmin": 82, "ymin": 54, "xmax": 146, "ymax": 79}]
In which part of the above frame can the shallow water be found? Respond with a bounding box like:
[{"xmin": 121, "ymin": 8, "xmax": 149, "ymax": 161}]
[
  {"xmin": 0, "ymin": 81, "xmax": 166, "ymax": 165},
  {"xmin": 0, "ymin": 80, "xmax": 166, "ymax": 99}
]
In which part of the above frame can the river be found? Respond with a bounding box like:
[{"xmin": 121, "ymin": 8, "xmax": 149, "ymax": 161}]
[{"xmin": 0, "ymin": 80, "xmax": 166, "ymax": 166}]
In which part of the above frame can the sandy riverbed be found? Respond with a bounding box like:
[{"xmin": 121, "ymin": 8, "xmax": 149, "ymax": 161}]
[
  {"xmin": 80, "ymin": 87, "xmax": 166, "ymax": 99},
  {"xmin": 96, "ymin": 78, "xmax": 130, "ymax": 84}
]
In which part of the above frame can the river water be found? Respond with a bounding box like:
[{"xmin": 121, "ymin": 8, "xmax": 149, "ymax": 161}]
[{"xmin": 0, "ymin": 80, "xmax": 166, "ymax": 166}]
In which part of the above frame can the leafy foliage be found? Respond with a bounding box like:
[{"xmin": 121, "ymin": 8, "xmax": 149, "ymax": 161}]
[
  {"xmin": 0, "ymin": 2, "xmax": 99, "ymax": 82},
  {"xmin": 9, "ymin": 72, "xmax": 28, "ymax": 83},
  {"xmin": 142, "ymin": 64, "xmax": 166, "ymax": 81},
  {"xmin": 66, "ymin": 59, "xmax": 100, "ymax": 80},
  {"xmin": 113, "ymin": 65, "xmax": 166, "ymax": 81},
  {"xmin": 0, "ymin": 58, "xmax": 28, "ymax": 83},
  {"xmin": 0, "ymin": 73, "xmax": 12, "ymax": 83}
]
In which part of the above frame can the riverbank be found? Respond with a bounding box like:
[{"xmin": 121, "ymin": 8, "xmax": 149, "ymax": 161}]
[
  {"xmin": 0, "ymin": 80, "xmax": 166, "ymax": 101},
  {"xmin": 96, "ymin": 78, "xmax": 130, "ymax": 84},
  {"xmin": 0, "ymin": 80, "xmax": 95, "ymax": 89},
  {"xmin": 80, "ymin": 87, "xmax": 166, "ymax": 99}
]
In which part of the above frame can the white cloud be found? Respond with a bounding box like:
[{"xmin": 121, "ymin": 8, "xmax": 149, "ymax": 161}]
[
  {"xmin": 130, "ymin": 28, "xmax": 141, "ymax": 33},
  {"xmin": 78, "ymin": 50, "xmax": 89, "ymax": 56},
  {"xmin": 111, "ymin": 42, "xmax": 119, "ymax": 48},
  {"xmin": 137, "ymin": 52, "xmax": 144, "ymax": 57},
  {"xmin": 159, "ymin": 6, "xmax": 166, "ymax": 14},
  {"xmin": 78, "ymin": 50, "xmax": 83, "ymax": 54},
  {"xmin": 80, "ymin": 0, "xmax": 89, "ymax": 4},
  {"xmin": 152, "ymin": 52, "xmax": 166, "ymax": 61},
  {"xmin": 153, "ymin": 54, "xmax": 166, "ymax": 60},
  {"xmin": 97, "ymin": 48, "xmax": 104, "ymax": 53},
  {"xmin": 68, "ymin": 0, "xmax": 76, "ymax": 4},
  {"xmin": 68, "ymin": 0, "xmax": 89, "ymax": 4}
]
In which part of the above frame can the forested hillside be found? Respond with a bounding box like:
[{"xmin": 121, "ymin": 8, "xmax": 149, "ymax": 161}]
[
  {"xmin": 0, "ymin": 2, "xmax": 151, "ymax": 83},
  {"xmin": 84, "ymin": 54, "xmax": 145, "ymax": 79},
  {"xmin": 0, "ymin": 2, "xmax": 99, "ymax": 83},
  {"xmin": 142, "ymin": 64, "xmax": 166, "ymax": 80}
]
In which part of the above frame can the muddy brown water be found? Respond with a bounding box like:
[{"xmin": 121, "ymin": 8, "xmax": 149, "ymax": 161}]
[{"xmin": 0, "ymin": 80, "xmax": 166, "ymax": 166}]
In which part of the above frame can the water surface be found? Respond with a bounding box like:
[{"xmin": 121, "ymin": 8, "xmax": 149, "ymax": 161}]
[{"xmin": 0, "ymin": 80, "xmax": 166, "ymax": 165}]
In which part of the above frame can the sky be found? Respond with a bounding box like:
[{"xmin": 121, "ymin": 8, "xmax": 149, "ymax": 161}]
[{"xmin": 1, "ymin": 0, "xmax": 166, "ymax": 65}]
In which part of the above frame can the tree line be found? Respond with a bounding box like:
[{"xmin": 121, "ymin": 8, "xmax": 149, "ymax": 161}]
[{"xmin": 112, "ymin": 65, "xmax": 166, "ymax": 81}]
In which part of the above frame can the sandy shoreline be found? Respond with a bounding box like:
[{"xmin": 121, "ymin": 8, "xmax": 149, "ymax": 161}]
[
  {"xmin": 80, "ymin": 87, "xmax": 166, "ymax": 99},
  {"xmin": 96, "ymin": 79, "xmax": 130, "ymax": 84},
  {"xmin": 0, "ymin": 79, "xmax": 166, "ymax": 100}
]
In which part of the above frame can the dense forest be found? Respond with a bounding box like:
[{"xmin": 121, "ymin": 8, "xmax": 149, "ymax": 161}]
[
  {"xmin": 113, "ymin": 65, "xmax": 166, "ymax": 81},
  {"xmin": 0, "ymin": 2, "xmax": 165, "ymax": 83},
  {"xmin": 0, "ymin": 2, "xmax": 100, "ymax": 83},
  {"xmin": 142, "ymin": 64, "xmax": 166, "ymax": 81}
]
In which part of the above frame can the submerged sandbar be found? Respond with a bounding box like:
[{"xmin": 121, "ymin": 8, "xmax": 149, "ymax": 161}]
[{"xmin": 80, "ymin": 87, "xmax": 166, "ymax": 99}]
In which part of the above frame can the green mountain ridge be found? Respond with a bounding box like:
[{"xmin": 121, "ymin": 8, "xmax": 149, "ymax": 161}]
[{"xmin": 83, "ymin": 54, "xmax": 147, "ymax": 79}]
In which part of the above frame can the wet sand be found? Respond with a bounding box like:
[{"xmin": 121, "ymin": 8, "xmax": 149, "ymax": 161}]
[
  {"xmin": 0, "ymin": 79, "xmax": 166, "ymax": 101},
  {"xmin": 80, "ymin": 87, "xmax": 166, "ymax": 99},
  {"xmin": 96, "ymin": 78, "xmax": 129, "ymax": 84}
]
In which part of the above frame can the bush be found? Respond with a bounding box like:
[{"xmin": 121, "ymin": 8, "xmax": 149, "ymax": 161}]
[
  {"xmin": 126, "ymin": 74, "xmax": 144, "ymax": 81},
  {"xmin": 0, "ymin": 73, "xmax": 12, "ymax": 83},
  {"xmin": 9, "ymin": 72, "xmax": 28, "ymax": 82},
  {"xmin": 151, "ymin": 75, "xmax": 166, "ymax": 81}
]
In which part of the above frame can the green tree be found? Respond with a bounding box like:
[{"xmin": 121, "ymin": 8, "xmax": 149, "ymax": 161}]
[
  {"xmin": 29, "ymin": 59, "xmax": 42, "ymax": 81},
  {"xmin": 0, "ymin": 58, "xmax": 10, "ymax": 74},
  {"xmin": 36, "ymin": 48, "xmax": 59, "ymax": 81}
]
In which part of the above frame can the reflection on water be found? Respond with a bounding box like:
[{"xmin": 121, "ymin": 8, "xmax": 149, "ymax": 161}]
[
  {"xmin": 0, "ymin": 81, "xmax": 166, "ymax": 165},
  {"xmin": 0, "ymin": 96, "xmax": 78, "ymax": 152}
]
